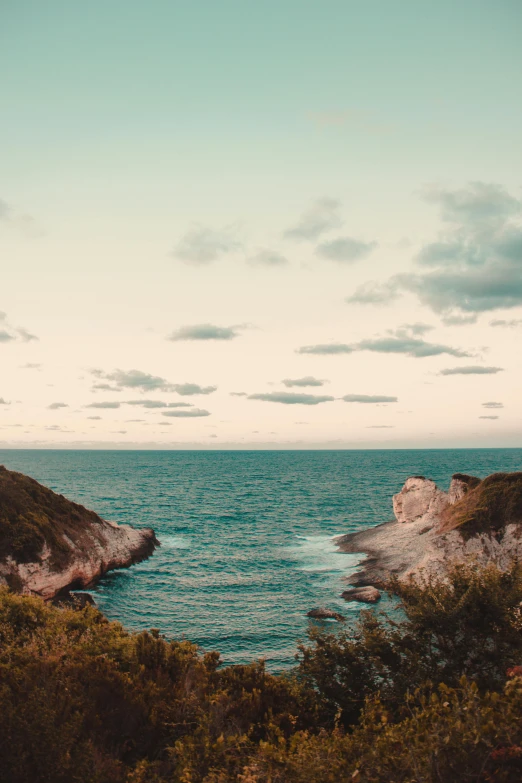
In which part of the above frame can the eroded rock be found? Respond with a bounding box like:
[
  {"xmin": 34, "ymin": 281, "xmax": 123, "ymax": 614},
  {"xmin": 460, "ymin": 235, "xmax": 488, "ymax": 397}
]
[
  {"xmin": 341, "ymin": 586, "xmax": 381, "ymax": 604},
  {"xmin": 307, "ymin": 607, "xmax": 346, "ymax": 622},
  {"xmin": 392, "ymin": 476, "xmax": 449, "ymax": 527}
]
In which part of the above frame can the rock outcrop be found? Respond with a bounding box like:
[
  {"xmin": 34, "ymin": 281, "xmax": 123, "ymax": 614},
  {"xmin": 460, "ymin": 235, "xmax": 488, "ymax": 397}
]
[
  {"xmin": 341, "ymin": 586, "xmax": 381, "ymax": 604},
  {"xmin": 0, "ymin": 465, "xmax": 158, "ymax": 600},
  {"xmin": 337, "ymin": 472, "xmax": 522, "ymax": 588},
  {"xmin": 307, "ymin": 607, "xmax": 346, "ymax": 622},
  {"xmin": 392, "ymin": 476, "xmax": 449, "ymax": 526}
]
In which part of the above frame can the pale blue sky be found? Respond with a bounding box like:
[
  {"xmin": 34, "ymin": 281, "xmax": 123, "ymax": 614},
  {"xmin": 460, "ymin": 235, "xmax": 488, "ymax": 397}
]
[{"xmin": 1, "ymin": 1, "xmax": 521, "ymax": 447}]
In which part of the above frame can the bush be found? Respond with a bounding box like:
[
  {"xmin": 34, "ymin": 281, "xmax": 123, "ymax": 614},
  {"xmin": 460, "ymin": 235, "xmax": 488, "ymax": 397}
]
[{"xmin": 0, "ymin": 559, "xmax": 521, "ymax": 782}]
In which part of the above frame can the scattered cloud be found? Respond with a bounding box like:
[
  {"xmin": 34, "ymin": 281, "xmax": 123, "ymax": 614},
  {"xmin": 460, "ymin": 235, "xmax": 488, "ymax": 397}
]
[
  {"xmin": 0, "ymin": 312, "xmax": 38, "ymax": 343},
  {"xmin": 161, "ymin": 409, "xmax": 211, "ymax": 418},
  {"xmin": 20, "ymin": 363, "xmax": 42, "ymax": 370},
  {"xmin": 357, "ymin": 336, "xmax": 470, "ymax": 358},
  {"xmin": 0, "ymin": 398, "xmax": 10, "ymax": 405},
  {"xmin": 284, "ymin": 198, "xmax": 342, "ymax": 241},
  {"xmin": 0, "ymin": 197, "xmax": 43, "ymax": 237},
  {"xmin": 441, "ymin": 313, "xmax": 478, "ymax": 326},
  {"xmin": 85, "ymin": 401, "xmax": 121, "ymax": 409},
  {"xmin": 48, "ymin": 402, "xmax": 68, "ymax": 410},
  {"xmin": 345, "ymin": 280, "xmax": 400, "ymax": 305},
  {"xmin": 87, "ymin": 416, "xmax": 102, "ymax": 420},
  {"xmin": 171, "ymin": 383, "xmax": 217, "ymax": 396},
  {"xmin": 439, "ymin": 366, "xmax": 503, "ymax": 376},
  {"xmin": 399, "ymin": 322, "xmax": 434, "ymax": 336},
  {"xmin": 489, "ymin": 318, "xmax": 522, "ymax": 328},
  {"xmin": 247, "ymin": 392, "xmax": 335, "ymax": 405},
  {"xmin": 342, "ymin": 394, "xmax": 398, "ymax": 403},
  {"xmin": 168, "ymin": 324, "xmax": 241, "ymax": 341},
  {"xmin": 298, "ymin": 336, "xmax": 469, "ymax": 358},
  {"xmin": 91, "ymin": 368, "xmax": 172, "ymax": 392},
  {"xmin": 91, "ymin": 382, "xmax": 121, "ymax": 392},
  {"xmin": 479, "ymin": 416, "xmax": 499, "ymax": 420},
  {"xmin": 230, "ymin": 391, "xmax": 247, "ymax": 397},
  {"xmin": 297, "ymin": 343, "xmax": 354, "ymax": 355},
  {"xmin": 172, "ymin": 225, "xmax": 241, "ymax": 265},
  {"xmin": 282, "ymin": 376, "xmax": 326, "ymax": 388},
  {"xmin": 482, "ymin": 401, "xmax": 504, "ymax": 409},
  {"xmin": 248, "ymin": 249, "xmax": 289, "ymax": 267},
  {"xmin": 89, "ymin": 368, "xmax": 215, "ymax": 396},
  {"xmin": 346, "ymin": 183, "xmax": 522, "ymax": 319},
  {"xmin": 315, "ymin": 237, "xmax": 377, "ymax": 263}
]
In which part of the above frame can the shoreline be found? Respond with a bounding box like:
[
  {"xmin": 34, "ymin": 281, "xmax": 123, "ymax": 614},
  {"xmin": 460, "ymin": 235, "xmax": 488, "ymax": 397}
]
[{"xmin": 335, "ymin": 515, "xmax": 437, "ymax": 587}]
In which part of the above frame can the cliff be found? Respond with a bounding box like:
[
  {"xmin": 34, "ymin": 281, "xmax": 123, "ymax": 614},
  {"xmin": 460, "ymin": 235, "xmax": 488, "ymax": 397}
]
[
  {"xmin": 0, "ymin": 465, "xmax": 158, "ymax": 599},
  {"xmin": 337, "ymin": 471, "xmax": 522, "ymax": 587}
]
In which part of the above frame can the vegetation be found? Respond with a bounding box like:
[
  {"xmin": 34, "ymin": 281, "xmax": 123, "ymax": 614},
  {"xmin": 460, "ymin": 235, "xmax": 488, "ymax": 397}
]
[
  {"xmin": 440, "ymin": 471, "xmax": 522, "ymax": 536},
  {"xmin": 1, "ymin": 559, "xmax": 522, "ymax": 782},
  {"xmin": 0, "ymin": 465, "xmax": 109, "ymax": 567}
]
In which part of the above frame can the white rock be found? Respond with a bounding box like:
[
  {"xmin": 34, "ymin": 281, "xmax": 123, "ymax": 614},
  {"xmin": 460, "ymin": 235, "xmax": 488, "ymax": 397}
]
[{"xmin": 392, "ymin": 477, "xmax": 449, "ymax": 527}]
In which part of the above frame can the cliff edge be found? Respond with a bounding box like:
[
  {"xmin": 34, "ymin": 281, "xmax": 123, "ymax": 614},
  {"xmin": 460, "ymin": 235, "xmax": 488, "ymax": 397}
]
[
  {"xmin": 337, "ymin": 471, "xmax": 522, "ymax": 587},
  {"xmin": 0, "ymin": 465, "xmax": 158, "ymax": 599}
]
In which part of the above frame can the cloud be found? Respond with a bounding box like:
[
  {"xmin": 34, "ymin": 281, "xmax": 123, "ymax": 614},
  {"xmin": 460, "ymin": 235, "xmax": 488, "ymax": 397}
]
[
  {"xmin": 0, "ymin": 312, "xmax": 38, "ymax": 343},
  {"xmin": 439, "ymin": 366, "xmax": 503, "ymax": 376},
  {"xmin": 479, "ymin": 416, "xmax": 499, "ymax": 420},
  {"xmin": 0, "ymin": 197, "xmax": 43, "ymax": 237},
  {"xmin": 282, "ymin": 376, "xmax": 326, "ymax": 387},
  {"xmin": 489, "ymin": 318, "xmax": 522, "ymax": 328},
  {"xmin": 345, "ymin": 280, "xmax": 400, "ymax": 305},
  {"xmin": 168, "ymin": 323, "xmax": 240, "ymax": 341},
  {"xmin": 315, "ymin": 237, "xmax": 377, "ymax": 263},
  {"xmin": 48, "ymin": 402, "xmax": 68, "ymax": 410},
  {"xmin": 0, "ymin": 398, "xmax": 10, "ymax": 405},
  {"xmin": 172, "ymin": 225, "xmax": 241, "ymax": 265},
  {"xmin": 284, "ymin": 198, "xmax": 343, "ymax": 241},
  {"xmin": 91, "ymin": 382, "xmax": 121, "ymax": 392},
  {"xmin": 125, "ymin": 400, "xmax": 194, "ymax": 408},
  {"xmin": 87, "ymin": 416, "xmax": 102, "ymax": 420},
  {"xmin": 399, "ymin": 322, "xmax": 434, "ymax": 336},
  {"xmin": 85, "ymin": 401, "xmax": 121, "ymax": 409},
  {"xmin": 297, "ymin": 343, "xmax": 354, "ymax": 355},
  {"xmin": 16, "ymin": 327, "xmax": 38, "ymax": 342},
  {"xmin": 91, "ymin": 368, "xmax": 172, "ymax": 392},
  {"xmin": 248, "ymin": 249, "xmax": 289, "ymax": 267},
  {"xmin": 247, "ymin": 392, "xmax": 335, "ymax": 405},
  {"xmin": 20, "ymin": 363, "xmax": 42, "ymax": 370},
  {"xmin": 90, "ymin": 368, "xmax": 216, "ymax": 396},
  {"xmin": 230, "ymin": 391, "xmax": 247, "ymax": 397},
  {"xmin": 357, "ymin": 336, "xmax": 470, "ymax": 358},
  {"xmin": 441, "ymin": 313, "xmax": 478, "ymax": 326},
  {"xmin": 161, "ymin": 409, "xmax": 211, "ymax": 418},
  {"xmin": 421, "ymin": 182, "xmax": 520, "ymax": 226},
  {"xmin": 366, "ymin": 425, "xmax": 395, "ymax": 429},
  {"xmin": 342, "ymin": 394, "xmax": 398, "ymax": 403},
  {"xmin": 297, "ymin": 336, "xmax": 469, "ymax": 358},
  {"xmin": 482, "ymin": 401, "xmax": 504, "ymax": 409},
  {"xmin": 171, "ymin": 383, "xmax": 216, "ymax": 396},
  {"xmin": 346, "ymin": 183, "xmax": 522, "ymax": 318}
]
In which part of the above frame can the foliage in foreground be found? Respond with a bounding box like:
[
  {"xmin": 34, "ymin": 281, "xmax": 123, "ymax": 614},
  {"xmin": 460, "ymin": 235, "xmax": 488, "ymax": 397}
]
[{"xmin": 0, "ymin": 560, "xmax": 521, "ymax": 782}]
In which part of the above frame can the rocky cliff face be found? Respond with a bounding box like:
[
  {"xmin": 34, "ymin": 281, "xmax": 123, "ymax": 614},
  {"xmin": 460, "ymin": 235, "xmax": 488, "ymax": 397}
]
[
  {"xmin": 338, "ymin": 472, "xmax": 522, "ymax": 587},
  {"xmin": 0, "ymin": 466, "xmax": 158, "ymax": 599}
]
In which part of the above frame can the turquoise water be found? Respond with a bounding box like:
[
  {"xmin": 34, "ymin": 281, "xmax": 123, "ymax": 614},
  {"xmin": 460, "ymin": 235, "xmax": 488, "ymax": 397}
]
[{"xmin": 1, "ymin": 449, "xmax": 521, "ymax": 668}]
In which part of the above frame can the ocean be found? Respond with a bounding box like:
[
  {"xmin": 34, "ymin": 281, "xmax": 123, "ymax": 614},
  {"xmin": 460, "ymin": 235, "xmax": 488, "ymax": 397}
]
[{"xmin": 1, "ymin": 449, "xmax": 521, "ymax": 669}]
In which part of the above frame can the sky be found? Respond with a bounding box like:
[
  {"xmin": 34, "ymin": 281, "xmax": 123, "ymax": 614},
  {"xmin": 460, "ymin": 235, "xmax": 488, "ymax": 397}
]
[{"xmin": 1, "ymin": 0, "xmax": 522, "ymax": 449}]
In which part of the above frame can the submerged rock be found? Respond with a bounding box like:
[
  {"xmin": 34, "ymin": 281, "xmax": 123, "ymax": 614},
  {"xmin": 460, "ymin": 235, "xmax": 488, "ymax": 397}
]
[
  {"xmin": 0, "ymin": 465, "xmax": 159, "ymax": 600},
  {"xmin": 307, "ymin": 607, "xmax": 346, "ymax": 622},
  {"xmin": 341, "ymin": 586, "xmax": 381, "ymax": 604}
]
